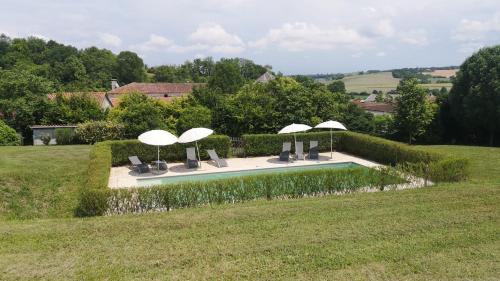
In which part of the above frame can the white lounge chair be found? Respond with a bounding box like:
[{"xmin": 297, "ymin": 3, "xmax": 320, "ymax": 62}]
[{"xmin": 207, "ymin": 149, "xmax": 228, "ymax": 168}]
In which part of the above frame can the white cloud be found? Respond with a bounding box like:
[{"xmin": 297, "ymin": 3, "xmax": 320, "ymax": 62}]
[
  {"xmin": 351, "ymin": 52, "xmax": 363, "ymax": 58},
  {"xmin": 131, "ymin": 24, "xmax": 245, "ymax": 55},
  {"xmin": 371, "ymin": 19, "xmax": 395, "ymax": 37},
  {"xmin": 399, "ymin": 29, "xmax": 428, "ymax": 46},
  {"xmin": 249, "ymin": 22, "xmax": 371, "ymax": 52},
  {"xmin": 452, "ymin": 13, "xmax": 500, "ymax": 42},
  {"xmin": 98, "ymin": 32, "xmax": 122, "ymax": 47},
  {"xmin": 189, "ymin": 23, "xmax": 245, "ymax": 54},
  {"xmin": 376, "ymin": 51, "xmax": 386, "ymax": 57}
]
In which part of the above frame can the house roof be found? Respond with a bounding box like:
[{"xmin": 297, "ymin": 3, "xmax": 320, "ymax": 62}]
[
  {"xmin": 29, "ymin": 125, "xmax": 78, "ymax": 129},
  {"xmin": 108, "ymin": 82, "xmax": 205, "ymax": 95},
  {"xmin": 47, "ymin": 92, "xmax": 109, "ymax": 105},
  {"xmin": 353, "ymin": 100, "xmax": 395, "ymax": 113},
  {"xmin": 256, "ymin": 72, "xmax": 275, "ymax": 83}
]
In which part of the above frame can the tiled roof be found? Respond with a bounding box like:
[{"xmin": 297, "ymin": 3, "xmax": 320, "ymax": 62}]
[
  {"xmin": 108, "ymin": 82, "xmax": 205, "ymax": 95},
  {"xmin": 47, "ymin": 92, "xmax": 108, "ymax": 105},
  {"xmin": 30, "ymin": 125, "xmax": 78, "ymax": 129},
  {"xmin": 352, "ymin": 100, "xmax": 395, "ymax": 113},
  {"xmin": 256, "ymin": 72, "xmax": 275, "ymax": 83}
]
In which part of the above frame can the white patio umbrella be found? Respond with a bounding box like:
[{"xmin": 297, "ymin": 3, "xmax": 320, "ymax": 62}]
[
  {"xmin": 278, "ymin": 123, "xmax": 312, "ymax": 149},
  {"xmin": 138, "ymin": 130, "xmax": 178, "ymax": 170},
  {"xmin": 178, "ymin": 128, "xmax": 214, "ymax": 167},
  {"xmin": 315, "ymin": 120, "xmax": 347, "ymax": 159}
]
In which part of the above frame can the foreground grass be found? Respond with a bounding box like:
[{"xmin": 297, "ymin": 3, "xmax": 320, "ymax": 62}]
[
  {"xmin": 0, "ymin": 145, "xmax": 90, "ymax": 220},
  {"xmin": 0, "ymin": 145, "xmax": 498, "ymax": 280}
]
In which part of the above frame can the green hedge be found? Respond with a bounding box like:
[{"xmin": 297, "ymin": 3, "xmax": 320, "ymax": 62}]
[
  {"xmin": 75, "ymin": 142, "xmax": 112, "ymax": 216},
  {"xmin": 84, "ymin": 166, "xmax": 402, "ymax": 215},
  {"xmin": 109, "ymin": 135, "xmax": 231, "ymax": 166},
  {"xmin": 243, "ymin": 131, "xmax": 469, "ymax": 182},
  {"xmin": 243, "ymin": 131, "xmax": 338, "ymax": 156}
]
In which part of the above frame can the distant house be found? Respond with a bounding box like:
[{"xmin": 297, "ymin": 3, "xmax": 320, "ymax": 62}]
[
  {"xmin": 30, "ymin": 125, "xmax": 77, "ymax": 145},
  {"xmin": 352, "ymin": 100, "xmax": 394, "ymax": 116},
  {"xmin": 256, "ymin": 72, "xmax": 275, "ymax": 83},
  {"xmin": 107, "ymin": 82, "xmax": 204, "ymax": 105},
  {"xmin": 47, "ymin": 92, "xmax": 112, "ymax": 109},
  {"xmin": 47, "ymin": 80, "xmax": 205, "ymax": 109}
]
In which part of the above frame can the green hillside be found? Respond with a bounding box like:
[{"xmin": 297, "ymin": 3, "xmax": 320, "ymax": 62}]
[{"xmin": 0, "ymin": 145, "xmax": 498, "ymax": 280}]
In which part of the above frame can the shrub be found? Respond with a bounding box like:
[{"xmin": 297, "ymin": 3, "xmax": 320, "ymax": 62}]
[
  {"xmin": 40, "ymin": 134, "xmax": 51, "ymax": 145},
  {"xmin": 75, "ymin": 121, "xmax": 124, "ymax": 144},
  {"xmin": 55, "ymin": 128, "xmax": 75, "ymax": 145},
  {"xmin": 103, "ymin": 166, "xmax": 402, "ymax": 215},
  {"xmin": 109, "ymin": 135, "xmax": 231, "ymax": 166},
  {"xmin": 75, "ymin": 142, "xmax": 112, "ymax": 216},
  {"xmin": 0, "ymin": 120, "xmax": 21, "ymax": 146}
]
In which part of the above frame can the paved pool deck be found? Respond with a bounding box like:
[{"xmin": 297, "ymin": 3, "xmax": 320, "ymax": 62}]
[{"xmin": 108, "ymin": 152, "xmax": 381, "ymax": 189}]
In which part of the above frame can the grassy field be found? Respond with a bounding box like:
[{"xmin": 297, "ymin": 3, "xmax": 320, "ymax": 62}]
[
  {"xmin": 0, "ymin": 145, "xmax": 90, "ymax": 220},
  {"xmin": 0, "ymin": 145, "xmax": 499, "ymax": 280},
  {"xmin": 338, "ymin": 72, "xmax": 452, "ymax": 93}
]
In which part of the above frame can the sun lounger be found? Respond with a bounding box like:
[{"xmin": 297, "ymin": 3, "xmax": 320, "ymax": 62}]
[
  {"xmin": 186, "ymin": 147, "xmax": 199, "ymax": 168},
  {"xmin": 308, "ymin": 140, "xmax": 319, "ymax": 160},
  {"xmin": 279, "ymin": 142, "xmax": 291, "ymax": 161},
  {"xmin": 295, "ymin": 141, "xmax": 305, "ymax": 160},
  {"xmin": 128, "ymin": 156, "xmax": 150, "ymax": 174},
  {"xmin": 207, "ymin": 149, "xmax": 228, "ymax": 168}
]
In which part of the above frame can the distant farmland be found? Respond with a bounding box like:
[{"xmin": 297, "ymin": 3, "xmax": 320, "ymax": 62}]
[{"xmin": 324, "ymin": 72, "xmax": 453, "ymax": 93}]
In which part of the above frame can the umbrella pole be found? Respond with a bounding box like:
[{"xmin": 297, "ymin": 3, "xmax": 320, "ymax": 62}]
[
  {"xmin": 157, "ymin": 146, "xmax": 160, "ymax": 171},
  {"xmin": 196, "ymin": 141, "xmax": 202, "ymax": 168},
  {"xmin": 330, "ymin": 129, "xmax": 333, "ymax": 159},
  {"xmin": 294, "ymin": 133, "xmax": 297, "ymax": 155}
]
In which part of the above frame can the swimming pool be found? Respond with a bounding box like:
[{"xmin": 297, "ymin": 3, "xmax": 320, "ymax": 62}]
[{"xmin": 138, "ymin": 162, "xmax": 362, "ymax": 186}]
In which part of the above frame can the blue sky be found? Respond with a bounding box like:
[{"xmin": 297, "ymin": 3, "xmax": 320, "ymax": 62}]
[{"xmin": 1, "ymin": 0, "xmax": 499, "ymax": 74}]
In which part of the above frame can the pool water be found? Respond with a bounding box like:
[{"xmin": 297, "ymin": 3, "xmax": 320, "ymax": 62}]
[{"xmin": 138, "ymin": 162, "xmax": 362, "ymax": 186}]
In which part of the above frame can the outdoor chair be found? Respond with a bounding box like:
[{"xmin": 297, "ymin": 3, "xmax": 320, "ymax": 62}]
[
  {"xmin": 128, "ymin": 156, "xmax": 150, "ymax": 174},
  {"xmin": 308, "ymin": 140, "xmax": 319, "ymax": 160},
  {"xmin": 295, "ymin": 141, "xmax": 305, "ymax": 160},
  {"xmin": 279, "ymin": 142, "xmax": 292, "ymax": 161},
  {"xmin": 186, "ymin": 147, "xmax": 199, "ymax": 168},
  {"xmin": 207, "ymin": 149, "xmax": 228, "ymax": 168}
]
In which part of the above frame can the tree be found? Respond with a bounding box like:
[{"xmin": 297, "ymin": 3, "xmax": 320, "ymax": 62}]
[
  {"xmin": 176, "ymin": 105, "xmax": 212, "ymax": 134},
  {"xmin": 0, "ymin": 69, "xmax": 54, "ymax": 99},
  {"xmin": 79, "ymin": 47, "xmax": 117, "ymax": 89},
  {"xmin": 116, "ymin": 51, "xmax": 146, "ymax": 84},
  {"xmin": 448, "ymin": 45, "xmax": 500, "ymax": 146},
  {"xmin": 109, "ymin": 93, "xmax": 167, "ymax": 138},
  {"xmin": 47, "ymin": 93, "xmax": 107, "ymax": 124},
  {"xmin": 393, "ymin": 79, "xmax": 434, "ymax": 144},
  {"xmin": 327, "ymin": 80, "xmax": 346, "ymax": 93},
  {"xmin": 208, "ymin": 59, "xmax": 244, "ymax": 94}
]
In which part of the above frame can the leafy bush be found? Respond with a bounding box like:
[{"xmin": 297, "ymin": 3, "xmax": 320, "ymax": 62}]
[
  {"xmin": 243, "ymin": 131, "xmax": 338, "ymax": 156},
  {"xmin": 103, "ymin": 167, "xmax": 402, "ymax": 215},
  {"xmin": 75, "ymin": 121, "xmax": 124, "ymax": 144},
  {"xmin": 0, "ymin": 119, "xmax": 21, "ymax": 146},
  {"xmin": 40, "ymin": 134, "xmax": 51, "ymax": 145},
  {"xmin": 109, "ymin": 135, "xmax": 231, "ymax": 166},
  {"xmin": 55, "ymin": 128, "xmax": 75, "ymax": 145}
]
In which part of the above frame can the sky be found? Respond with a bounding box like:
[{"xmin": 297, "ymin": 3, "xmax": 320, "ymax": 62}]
[{"xmin": 1, "ymin": 0, "xmax": 499, "ymax": 74}]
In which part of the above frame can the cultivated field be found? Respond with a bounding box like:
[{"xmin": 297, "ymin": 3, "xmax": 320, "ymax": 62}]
[
  {"xmin": 0, "ymin": 145, "xmax": 499, "ymax": 280},
  {"xmin": 330, "ymin": 72, "xmax": 453, "ymax": 93},
  {"xmin": 423, "ymin": 69, "xmax": 458, "ymax": 78}
]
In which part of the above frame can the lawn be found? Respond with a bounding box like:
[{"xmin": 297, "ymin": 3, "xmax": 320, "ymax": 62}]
[
  {"xmin": 0, "ymin": 145, "xmax": 90, "ymax": 220},
  {"xmin": 0, "ymin": 145, "xmax": 499, "ymax": 280}
]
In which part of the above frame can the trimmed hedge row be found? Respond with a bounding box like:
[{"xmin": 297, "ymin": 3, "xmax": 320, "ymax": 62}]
[
  {"xmin": 109, "ymin": 135, "xmax": 231, "ymax": 166},
  {"xmin": 243, "ymin": 131, "xmax": 469, "ymax": 182},
  {"xmin": 80, "ymin": 166, "xmax": 401, "ymax": 216},
  {"xmin": 75, "ymin": 142, "xmax": 112, "ymax": 216},
  {"xmin": 243, "ymin": 131, "xmax": 338, "ymax": 156}
]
